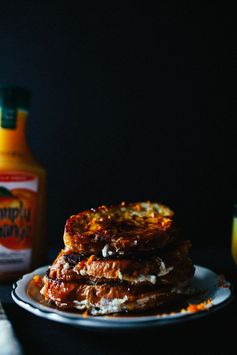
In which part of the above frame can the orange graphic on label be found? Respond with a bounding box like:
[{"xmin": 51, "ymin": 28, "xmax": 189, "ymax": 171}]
[
  {"xmin": 0, "ymin": 188, "xmax": 36, "ymax": 249},
  {"xmin": 0, "ymin": 172, "xmax": 38, "ymax": 272}
]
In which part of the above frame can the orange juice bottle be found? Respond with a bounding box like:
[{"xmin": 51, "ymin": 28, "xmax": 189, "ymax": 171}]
[
  {"xmin": 0, "ymin": 85, "xmax": 47, "ymax": 281},
  {"xmin": 231, "ymin": 205, "xmax": 237, "ymax": 265}
]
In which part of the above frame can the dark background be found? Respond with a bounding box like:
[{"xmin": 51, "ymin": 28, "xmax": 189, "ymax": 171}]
[{"xmin": 0, "ymin": 2, "xmax": 235, "ymax": 249}]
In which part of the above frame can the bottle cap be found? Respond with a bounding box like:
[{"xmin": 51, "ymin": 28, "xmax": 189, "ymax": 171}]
[{"xmin": 0, "ymin": 85, "xmax": 31, "ymax": 111}]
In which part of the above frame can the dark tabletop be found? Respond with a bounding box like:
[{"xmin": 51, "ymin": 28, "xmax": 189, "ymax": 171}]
[{"xmin": 1, "ymin": 248, "xmax": 236, "ymax": 355}]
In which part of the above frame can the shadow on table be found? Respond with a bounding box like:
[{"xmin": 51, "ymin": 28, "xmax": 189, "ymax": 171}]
[{"xmin": 5, "ymin": 299, "xmax": 236, "ymax": 355}]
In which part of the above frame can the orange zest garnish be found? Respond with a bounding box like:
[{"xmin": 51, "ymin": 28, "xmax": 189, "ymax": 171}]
[
  {"xmin": 87, "ymin": 255, "xmax": 95, "ymax": 265},
  {"xmin": 181, "ymin": 298, "xmax": 212, "ymax": 313},
  {"xmin": 33, "ymin": 275, "xmax": 42, "ymax": 288}
]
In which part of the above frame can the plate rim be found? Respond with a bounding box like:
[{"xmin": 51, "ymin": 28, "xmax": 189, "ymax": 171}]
[{"xmin": 11, "ymin": 264, "xmax": 234, "ymax": 329}]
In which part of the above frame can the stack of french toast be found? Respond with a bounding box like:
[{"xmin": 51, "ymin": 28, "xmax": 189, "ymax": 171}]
[{"xmin": 41, "ymin": 202, "xmax": 195, "ymax": 315}]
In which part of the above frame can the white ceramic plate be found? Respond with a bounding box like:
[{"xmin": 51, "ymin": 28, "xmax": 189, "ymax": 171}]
[{"xmin": 12, "ymin": 265, "xmax": 233, "ymax": 330}]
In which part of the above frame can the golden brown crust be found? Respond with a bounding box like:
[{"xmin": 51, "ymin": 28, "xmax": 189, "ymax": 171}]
[
  {"xmin": 41, "ymin": 201, "xmax": 195, "ymax": 315},
  {"xmin": 48, "ymin": 240, "xmax": 193, "ymax": 284},
  {"xmin": 47, "ymin": 258, "xmax": 194, "ymax": 286},
  {"xmin": 64, "ymin": 202, "xmax": 175, "ymax": 256},
  {"xmin": 42, "ymin": 278, "xmax": 189, "ymax": 314}
]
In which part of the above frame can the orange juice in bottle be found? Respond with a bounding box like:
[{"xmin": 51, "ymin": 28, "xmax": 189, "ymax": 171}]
[
  {"xmin": 0, "ymin": 85, "xmax": 47, "ymax": 281},
  {"xmin": 231, "ymin": 205, "xmax": 237, "ymax": 265}
]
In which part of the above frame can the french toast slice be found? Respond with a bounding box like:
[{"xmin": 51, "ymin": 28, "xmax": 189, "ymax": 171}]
[
  {"xmin": 41, "ymin": 277, "xmax": 193, "ymax": 315},
  {"xmin": 48, "ymin": 240, "xmax": 192, "ymax": 285},
  {"xmin": 64, "ymin": 202, "xmax": 175, "ymax": 256}
]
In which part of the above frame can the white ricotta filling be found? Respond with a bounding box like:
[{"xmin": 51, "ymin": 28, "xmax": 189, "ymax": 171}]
[
  {"xmin": 55, "ymin": 302, "xmax": 68, "ymax": 307},
  {"xmin": 101, "ymin": 244, "xmax": 125, "ymax": 257},
  {"xmin": 157, "ymin": 259, "xmax": 173, "ymax": 277},
  {"xmin": 118, "ymin": 259, "xmax": 173, "ymax": 284},
  {"xmin": 73, "ymin": 300, "xmax": 90, "ymax": 310},
  {"xmin": 74, "ymin": 258, "xmax": 173, "ymax": 284},
  {"xmin": 117, "ymin": 270, "xmax": 123, "ymax": 280},
  {"xmin": 126, "ymin": 274, "xmax": 157, "ymax": 285},
  {"xmin": 73, "ymin": 296, "xmax": 128, "ymax": 315},
  {"xmin": 40, "ymin": 285, "xmax": 46, "ymax": 296},
  {"xmin": 62, "ymin": 262, "xmax": 70, "ymax": 272},
  {"xmin": 101, "ymin": 244, "xmax": 114, "ymax": 257},
  {"xmin": 135, "ymin": 294, "xmax": 158, "ymax": 308}
]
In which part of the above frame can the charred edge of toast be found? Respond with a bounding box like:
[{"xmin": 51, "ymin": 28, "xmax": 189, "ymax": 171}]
[
  {"xmin": 44, "ymin": 273, "xmax": 184, "ymax": 292},
  {"xmin": 62, "ymin": 239, "xmax": 191, "ymax": 265},
  {"xmin": 45, "ymin": 263, "xmax": 195, "ymax": 288}
]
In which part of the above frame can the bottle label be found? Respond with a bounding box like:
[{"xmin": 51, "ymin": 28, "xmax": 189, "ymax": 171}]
[
  {"xmin": 0, "ymin": 171, "xmax": 38, "ymax": 273},
  {"xmin": 0, "ymin": 107, "xmax": 17, "ymax": 129}
]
